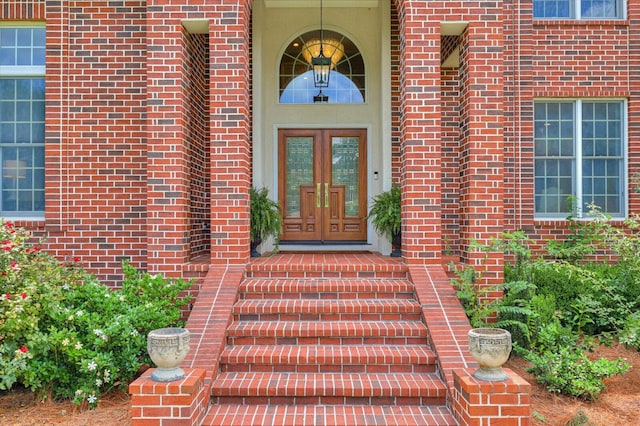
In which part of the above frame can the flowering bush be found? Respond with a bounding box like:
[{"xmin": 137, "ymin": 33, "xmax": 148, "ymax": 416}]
[{"xmin": 0, "ymin": 221, "xmax": 192, "ymax": 407}]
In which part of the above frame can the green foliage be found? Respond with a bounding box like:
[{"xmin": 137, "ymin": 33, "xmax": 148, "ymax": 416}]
[
  {"xmin": 523, "ymin": 321, "xmax": 629, "ymax": 401},
  {"xmin": 250, "ymin": 186, "xmax": 282, "ymax": 245},
  {"xmin": 525, "ymin": 343, "xmax": 629, "ymax": 400},
  {"xmin": 450, "ymin": 266, "xmax": 534, "ymax": 346},
  {"xmin": 0, "ymin": 220, "xmax": 192, "ymax": 408},
  {"xmin": 618, "ymin": 312, "xmax": 640, "ymax": 350},
  {"xmin": 367, "ymin": 183, "xmax": 401, "ymax": 242},
  {"xmin": 452, "ymin": 223, "xmax": 639, "ymax": 400}
]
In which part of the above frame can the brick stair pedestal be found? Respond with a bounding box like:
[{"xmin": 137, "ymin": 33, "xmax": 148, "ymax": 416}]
[
  {"xmin": 129, "ymin": 368, "xmax": 208, "ymax": 426},
  {"xmin": 452, "ymin": 368, "xmax": 531, "ymax": 425}
]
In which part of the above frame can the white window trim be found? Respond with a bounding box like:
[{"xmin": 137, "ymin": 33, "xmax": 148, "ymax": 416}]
[
  {"xmin": 534, "ymin": 0, "xmax": 627, "ymax": 20},
  {"xmin": 0, "ymin": 24, "xmax": 46, "ymax": 221},
  {"xmin": 534, "ymin": 98, "xmax": 628, "ymax": 221}
]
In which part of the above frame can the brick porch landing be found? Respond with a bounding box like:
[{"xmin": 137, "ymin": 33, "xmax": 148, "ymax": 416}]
[{"xmin": 130, "ymin": 253, "xmax": 530, "ymax": 425}]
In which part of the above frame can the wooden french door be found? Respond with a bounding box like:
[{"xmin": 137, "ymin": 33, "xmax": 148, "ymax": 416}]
[{"xmin": 278, "ymin": 129, "xmax": 367, "ymax": 243}]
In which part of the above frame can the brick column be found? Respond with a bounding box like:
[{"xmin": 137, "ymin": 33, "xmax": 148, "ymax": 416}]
[
  {"xmin": 208, "ymin": 0, "xmax": 252, "ymax": 265},
  {"xmin": 459, "ymin": 21, "xmax": 505, "ymax": 292},
  {"xmin": 451, "ymin": 368, "xmax": 531, "ymax": 425},
  {"xmin": 146, "ymin": 8, "xmax": 190, "ymax": 276},
  {"xmin": 129, "ymin": 368, "xmax": 209, "ymax": 425},
  {"xmin": 398, "ymin": 8, "xmax": 442, "ymax": 264}
]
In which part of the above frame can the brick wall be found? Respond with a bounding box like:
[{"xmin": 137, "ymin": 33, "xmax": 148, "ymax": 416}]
[
  {"xmin": 441, "ymin": 68, "xmax": 461, "ymax": 257},
  {"xmin": 502, "ymin": 0, "xmax": 640, "ymax": 254},
  {"xmin": 395, "ymin": 3, "xmax": 443, "ymax": 263},
  {"xmin": 2, "ymin": 0, "xmax": 638, "ymax": 285},
  {"xmin": 183, "ymin": 32, "xmax": 211, "ymax": 259},
  {"xmin": 43, "ymin": 1, "xmax": 148, "ymax": 285}
]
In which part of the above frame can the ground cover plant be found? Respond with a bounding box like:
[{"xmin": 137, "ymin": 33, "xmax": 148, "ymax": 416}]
[
  {"xmin": 451, "ymin": 205, "xmax": 639, "ymax": 401},
  {"xmin": 0, "ymin": 220, "xmax": 192, "ymax": 408}
]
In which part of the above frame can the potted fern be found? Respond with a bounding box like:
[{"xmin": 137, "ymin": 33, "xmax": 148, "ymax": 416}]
[
  {"xmin": 367, "ymin": 183, "xmax": 401, "ymax": 257},
  {"xmin": 250, "ymin": 186, "xmax": 282, "ymax": 257}
]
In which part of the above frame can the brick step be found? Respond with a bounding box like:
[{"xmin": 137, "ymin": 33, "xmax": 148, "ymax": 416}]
[
  {"xmin": 226, "ymin": 320, "xmax": 428, "ymax": 346},
  {"xmin": 219, "ymin": 345, "xmax": 437, "ymax": 373},
  {"xmin": 210, "ymin": 372, "xmax": 447, "ymax": 406},
  {"xmin": 232, "ymin": 299, "xmax": 422, "ymax": 321},
  {"xmin": 245, "ymin": 256, "xmax": 408, "ymax": 280},
  {"xmin": 239, "ymin": 278, "xmax": 415, "ymax": 300},
  {"xmin": 203, "ymin": 404, "xmax": 457, "ymax": 426}
]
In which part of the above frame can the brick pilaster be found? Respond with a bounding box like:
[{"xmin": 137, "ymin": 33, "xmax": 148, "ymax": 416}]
[
  {"xmin": 459, "ymin": 21, "xmax": 506, "ymax": 290},
  {"xmin": 398, "ymin": 9, "xmax": 442, "ymax": 264}
]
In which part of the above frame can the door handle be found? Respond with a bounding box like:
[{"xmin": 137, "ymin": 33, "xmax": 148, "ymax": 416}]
[
  {"xmin": 324, "ymin": 183, "xmax": 329, "ymax": 208},
  {"xmin": 316, "ymin": 183, "xmax": 321, "ymax": 208}
]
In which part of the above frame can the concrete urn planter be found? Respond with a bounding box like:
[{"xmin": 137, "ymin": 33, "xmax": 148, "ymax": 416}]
[
  {"xmin": 468, "ymin": 327, "xmax": 512, "ymax": 381},
  {"xmin": 147, "ymin": 327, "xmax": 190, "ymax": 382}
]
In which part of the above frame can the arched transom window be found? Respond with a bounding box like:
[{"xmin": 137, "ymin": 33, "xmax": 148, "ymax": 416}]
[{"xmin": 279, "ymin": 30, "xmax": 365, "ymax": 104}]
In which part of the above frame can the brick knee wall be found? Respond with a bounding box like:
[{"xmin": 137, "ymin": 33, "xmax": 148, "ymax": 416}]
[{"xmin": 451, "ymin": 368, "xmax": 531, "ymax": 426}]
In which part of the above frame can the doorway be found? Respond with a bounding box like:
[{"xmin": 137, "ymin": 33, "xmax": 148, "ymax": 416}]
[{"xmin": 278, "ymin": 128, "xmax": 367, "ymax": 243}]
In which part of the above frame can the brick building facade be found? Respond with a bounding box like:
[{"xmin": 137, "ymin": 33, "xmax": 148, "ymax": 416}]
[
  {"xmin": 1, "ymin": 0, "xmax": 638, "ymax": 286},
  {"xmin": 6, "ymin": 1, "xmax": 638, "ymax": 423}
]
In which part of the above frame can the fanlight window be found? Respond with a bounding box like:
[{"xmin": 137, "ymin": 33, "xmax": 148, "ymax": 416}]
[{"xmin": 279, "ymin": 30, "xmax": 365, "ymax": 104}]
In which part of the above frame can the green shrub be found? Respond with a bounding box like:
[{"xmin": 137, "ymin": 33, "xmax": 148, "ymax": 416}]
[
  {"xmin": 618, "ymin": 312, "xmax": 640, "ymax": 350},
  {"xmin": 0, "ymin": 220, "xmax": 192, "ymax": 407},
  {"xmin": 452, "ymin": 225, "xmax": 638, "ymax": 400},
  {"xmin": 525, "ymin": 346, "xmax": 629, "ymax": 401}
]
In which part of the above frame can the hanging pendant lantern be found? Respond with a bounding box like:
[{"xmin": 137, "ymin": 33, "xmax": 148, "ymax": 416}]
[{"xmin": 311, "ymin": 0, "xmax": 331, "ymax": 89}]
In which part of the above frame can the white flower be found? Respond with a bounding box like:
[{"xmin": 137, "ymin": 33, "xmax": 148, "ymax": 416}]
[
  {"xmin": 104, "ymin": 293, "xmax": 110, "ymax": 298},
  {"xmin": 76, "ymin": 310, "xmax": 83, "ymax": 317},
  {"xmin": 68, "ymin": 315, "xmax": 74, "ymax": 322},
  {"xmin": 61, "ymin": 338, "xmax": 69, "ymax": 347},
  {"xmin": 93, "ymin": 329, "xmax": 103, "ymax": 337},
  {"xmin": 63, "ymin": 284, "xmax": 70, "ymax": 290},
  {"xmin": 87, "ymin": 394, "xmax": 97, "ymax": 404},
  {"xmin": 87, "ymin": 361, "xmax": 97, "ymax": 371},
  {"xmin": 130, "ymin": 330, "xmax": 139, "ymax": 337},
  {"xmin": 75, "ymin": 342, "xmax": 83, "ymax": 350},
  {"xmin": 75, "ymin": 389, "xmax": 83, "ymax": 396},
  {"xmin": 96, "ymin": 378, "xmax": 103, "ymax": 387},
  {"xmin": 103, "ymin": 369, "xmax": 111, "ymax": 378}
]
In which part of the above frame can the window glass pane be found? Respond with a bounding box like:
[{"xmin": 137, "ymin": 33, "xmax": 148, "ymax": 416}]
[
  {"xmin": 0, "ymin": 27, "xmax": 45, "ymax": 217},
  {"xmin": 0, "ymin": 101, "xmax": 14, "ymax": 122},
  {"xmin": 537, "ymin": 0, "xmax": 572, "ymax": 18},
  {"xmin": 534, "ymin": 101, "xmax": 578, "ymax": 216},
  {"xmin": 285, "ymin": 137, "xmax": 314, "ymax": 217},
  {"xmin": 582, "ymin": 0, "xmax": 619, "ymax": 18},
  {"xmin": 332, "ymin": 136, "xmax": 360, "ymax": 217},
  {"xmin": 0, "ymin": 27, "xmax": 45, "ymax": 67},
  {"xmin": 279, "ymin": 30, "xmax": 365, "ymax": 104},
  {"xmin": 581, "ymin": 97, "xmax": 623, "ymax": 218}
]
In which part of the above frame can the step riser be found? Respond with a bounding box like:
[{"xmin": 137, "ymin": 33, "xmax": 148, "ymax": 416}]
[
  {"xmin": 221, "ymin": 364, "xmax": 436, "ymax": 373},
  {"xmin": 235, "ymin": 312, "xmax": 423, "ymax": 321},
  {"xmin": 240, "ymin": 292, "xmax": 415, "ymax": 300},
  {"xmin": 227, "ymin": 336, "xmax": 429, "ymax": 345},
  {"xmin": 245, "ymin": 271, "xmax": 408, "ymax": 279},
  {"xmin": 213, "ymin": 396, "xmax": 447, "ymax": 406}
]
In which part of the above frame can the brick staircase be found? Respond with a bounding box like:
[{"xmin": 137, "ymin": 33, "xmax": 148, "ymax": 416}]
[{"xmin": 203, "ymin": 256, "xmax": 457, "ymax": 425}]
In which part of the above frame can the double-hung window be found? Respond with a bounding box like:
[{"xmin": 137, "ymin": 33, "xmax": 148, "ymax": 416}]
[
  {"xmin": 0, "ymin": 25, "xmax": 45, "ymax": 219},
  {"xmin": 533, "ymin": 0, "xmax": 625, "ymax": 19},
  {"xmin": 534, "ymin": 100, "xmax": 626, "ymax": 219}
]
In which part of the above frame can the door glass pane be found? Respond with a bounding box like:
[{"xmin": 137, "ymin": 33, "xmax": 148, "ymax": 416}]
[
  {"xmin": 331, "ymin": 136, "xmax": 359, "ymax": 217},
  {"xmin": 285, "ymin": 136, "xmax": 314, "ymax": 217}
]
